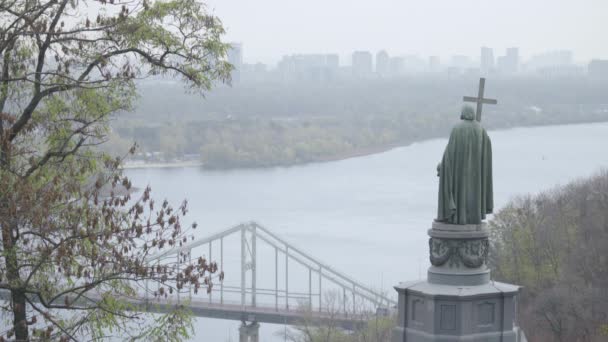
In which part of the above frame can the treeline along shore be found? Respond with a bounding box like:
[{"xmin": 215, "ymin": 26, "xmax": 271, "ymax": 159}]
[{"xmin": 107, "ymin": 77, "xmax": 608, "ymax": 169}]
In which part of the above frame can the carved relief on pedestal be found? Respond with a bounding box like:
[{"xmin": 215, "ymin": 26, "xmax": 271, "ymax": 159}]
[{"xmin": 429, "ymin": 237, "xmax": 489, "ymax": 268}]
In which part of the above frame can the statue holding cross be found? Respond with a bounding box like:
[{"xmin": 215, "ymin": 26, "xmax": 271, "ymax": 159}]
[
  {"xmin": 436, "ymin": 78, "xmax": 496, "ymax": 225},
  {"xmin": 463, "ymin": 77, "xmax": 498, "ymax": 122}
]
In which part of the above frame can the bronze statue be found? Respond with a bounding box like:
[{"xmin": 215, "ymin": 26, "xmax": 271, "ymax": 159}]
[{"xmin": 436, "ymin": 105, "xmax": 493, "ymax": 224}]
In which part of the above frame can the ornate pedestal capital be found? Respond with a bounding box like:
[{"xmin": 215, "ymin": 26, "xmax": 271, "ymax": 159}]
[
  {"xmin": 429, "ymin": 237, "xmax": 489, "ymax": 268},
  {"xmin": 427, "ymin": 221, "xmax": 491, "ymax": 286}
]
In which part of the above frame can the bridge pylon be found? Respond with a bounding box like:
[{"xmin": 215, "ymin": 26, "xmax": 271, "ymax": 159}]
[
  {"xmin": 145, "ymin": 221, "xmax": 397, "ymax": 331},
  {"xmin": 239, "ymin": 321, "xmax": 260, "ymax": 342}
]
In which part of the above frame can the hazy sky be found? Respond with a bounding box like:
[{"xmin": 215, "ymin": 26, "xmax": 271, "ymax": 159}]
[{"xmin": 204, "ymin": 0, "xmax": 607, "ymax": 66}]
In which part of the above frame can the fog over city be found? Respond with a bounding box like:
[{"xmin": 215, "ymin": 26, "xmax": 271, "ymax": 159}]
[{"xmin": 206, "ymin": 0, "xmax": 608, "ymax": 65}]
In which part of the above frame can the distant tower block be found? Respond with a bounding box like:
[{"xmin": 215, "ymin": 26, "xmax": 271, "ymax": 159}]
[
  {"xmin": 376, "ymin": 50, "xmax": 390, "ymax": 77},
  {"xmin": 429, "ymin": 56, "xmax": 440, "ymax": 72},
  {"xmin": 352, "ymin": 51, "xmax": 373, "ymax": 78},
  {"xmin": 228, "ymin": 42, "xmax": 243, "ymax": 83},
  {"xmin": 481, "ymin": 47, "xmax": 495, "ymax": 74}
]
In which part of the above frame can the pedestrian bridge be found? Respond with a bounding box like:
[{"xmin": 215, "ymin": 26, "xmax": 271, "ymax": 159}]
[
  {"xmin": 144, "ymin": 222, "xmax": 397, "ymax": 340},
  {"xmin": 0, "ymin": 222, "xmax": 396, "ymax": 341}
]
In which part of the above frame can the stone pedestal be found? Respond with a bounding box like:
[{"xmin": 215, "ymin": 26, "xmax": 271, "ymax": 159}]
[{"xmin": 392, "ymin": 222, "xmax": 526, "ymax": 342}]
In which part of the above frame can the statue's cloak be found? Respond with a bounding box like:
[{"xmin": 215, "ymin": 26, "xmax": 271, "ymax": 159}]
[{"xmin": 437, "ymin": 120, "xmax": 493, "ymax": 224}]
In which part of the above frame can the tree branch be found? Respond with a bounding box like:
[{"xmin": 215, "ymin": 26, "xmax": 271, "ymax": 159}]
[{"xmin": 8, "ymin": 0, "xmax": 70, "ymax": 142}]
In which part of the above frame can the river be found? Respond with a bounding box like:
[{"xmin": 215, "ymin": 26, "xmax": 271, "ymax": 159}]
[{"xmin": 126, "ymin": 121, "xmax": 608, "ymax": 341}]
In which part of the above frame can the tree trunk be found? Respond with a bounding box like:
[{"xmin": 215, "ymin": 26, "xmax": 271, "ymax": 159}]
[
  {"xmin": 11, "ymin": 288, "xmax": 28, "ymax": 341},
  {"xmin": 1, "ymin": 141, "xmax": 28, "ymax": 341},
  {"xmin": 2, "ymin": 225, "xmax": 27, "ymax": 341}
]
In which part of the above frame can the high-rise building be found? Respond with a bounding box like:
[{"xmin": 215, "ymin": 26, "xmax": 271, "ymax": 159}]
[
  {"xmin": 528, "ymin": 50, "xmax": 573, "ymax": 69},
  {"xmin": 403, "ymin": 55, "xmax": 426, "ymax": 73},
  {"xmin": 451, "ymin": 55, "xmax": 472, "ymax": 69},
  {"xmin": 495, "ymin": 48, "xmax": 519, "ymax": 75},
  {"xmin": 376, "ymin": 50, "xmax": 390, "ymax": 77},
  {"xmin": 429, "ymin": 56, "xmax": 440, "ymax": 72},
  {"xmin": 278, "ymin": 54, "xmax": 340, "ymax": 82},
  {"xmin": 480, "ymin": 47, "xmax": 495, "ymax": 74},
  {"xmin": 352, "ymin": 51, "xmax": 373, "ymax": 78},
  {"xmin": 504, "ymin": 47, "xmax": 519, "ymax": 74},
  {"xmin": 389, "ymin": 57, "xmax": 405, "ymax": 76},
  {"xmin": 241, "ymin": 62, "xmax": 268, "ymax": 83},
  {"xmin": 525, "ymin": 50, "xmax": 579, "ymax": 78},
  {"xmin": 496, "ymin": 56, "xmax": 507, "ymax": 72},
  {"xmin": 588, "ymin": 59, "xmax": 608, "ymax": 79},
  {"xmin": 326, "ymin": 54, "xmax": 340, "ymax": 70},
  {"xmin": 227, "ymin": 43, "xmax": 243, "ymax": 83}
]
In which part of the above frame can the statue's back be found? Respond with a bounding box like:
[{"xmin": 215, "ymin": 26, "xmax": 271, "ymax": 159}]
[{"xmin": 437, "ymin": 117, "xmax": 493, "ymax": 224}]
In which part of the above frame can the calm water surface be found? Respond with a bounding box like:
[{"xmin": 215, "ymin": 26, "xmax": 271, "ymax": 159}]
[{"xmin": 126, "ymin": 122, "xmax": 608, "ymax": 341}]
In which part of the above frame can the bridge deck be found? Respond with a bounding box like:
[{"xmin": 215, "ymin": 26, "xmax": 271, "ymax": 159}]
[
  {"xmin": 0, "ymin": 290, "xmax": 369, "ymax": 330},
  {"xmin": 141, "ymin": 298, "xmax": 369, "ymax": 329}
]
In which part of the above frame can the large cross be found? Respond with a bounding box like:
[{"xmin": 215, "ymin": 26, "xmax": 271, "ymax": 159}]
[{"xmin": 463, "ymin": 77, "xmax": 497, "ymax": 122}]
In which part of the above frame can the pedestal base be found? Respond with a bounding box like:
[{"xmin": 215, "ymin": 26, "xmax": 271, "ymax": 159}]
[
  {"xmin": 427, "ymin": 266, "xmax": 490, "ymax": 286},
  {"xmin": 392, "ymin": 327, "xmax": 525, "ymax": 342},
  {"xmin": 391, "ymin": 281, "xmax": 526, "ymax": 342}
]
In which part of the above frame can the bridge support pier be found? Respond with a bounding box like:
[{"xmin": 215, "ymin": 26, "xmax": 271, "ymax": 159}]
[{"xmin": 239, "ymin": 321, "xmax": 260, "ymax": 342}]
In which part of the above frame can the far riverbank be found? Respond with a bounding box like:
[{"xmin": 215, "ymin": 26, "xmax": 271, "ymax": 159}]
[
  {"xmin": 122, "ymin": 160, "xmax": 204, "ymax": 170},
  {"xmin": 120, "ymin": 119, "xmax": 608, "ymax": 171},
  {"xmin": 112, "ymin": 77, "xmax": 608, "ymax": 171}
]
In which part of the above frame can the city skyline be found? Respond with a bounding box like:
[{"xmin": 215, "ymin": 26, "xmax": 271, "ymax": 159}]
[
  {"xmin": 225, "ymin": 43, "xmax": 607, "ymax": 85},
  {"xmin": 206, "ymin": 0, "xmax": 608, "ymax": 65},
  {"xmin": 230, "ymin": 44, "xmax": 596, "ymax": 69}
]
